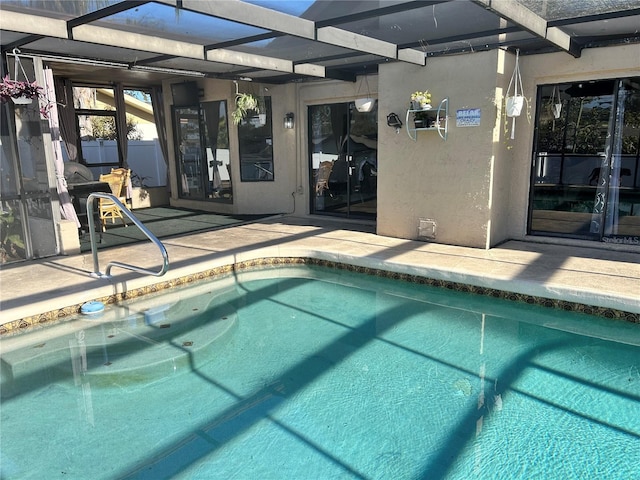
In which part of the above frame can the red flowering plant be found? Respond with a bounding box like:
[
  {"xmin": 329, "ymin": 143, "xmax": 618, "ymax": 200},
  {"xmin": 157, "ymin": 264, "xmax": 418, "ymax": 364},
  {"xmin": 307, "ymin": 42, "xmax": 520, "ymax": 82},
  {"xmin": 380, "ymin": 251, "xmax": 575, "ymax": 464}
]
[
  {"xmin": 0, "ymin": 75, "xmax": 52, "ymax": 118},
  {"xmin": 0, "ymin": 75, "xmax": 42, "ymax": 102}
]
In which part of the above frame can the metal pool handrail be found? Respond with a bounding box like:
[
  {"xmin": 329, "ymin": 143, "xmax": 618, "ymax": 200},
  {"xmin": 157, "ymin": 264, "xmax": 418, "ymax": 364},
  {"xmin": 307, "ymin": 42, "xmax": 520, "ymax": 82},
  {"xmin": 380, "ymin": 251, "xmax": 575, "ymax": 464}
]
[{"xmin": 86, "ymin": 192, "xmax": 169, "ymax": 278}]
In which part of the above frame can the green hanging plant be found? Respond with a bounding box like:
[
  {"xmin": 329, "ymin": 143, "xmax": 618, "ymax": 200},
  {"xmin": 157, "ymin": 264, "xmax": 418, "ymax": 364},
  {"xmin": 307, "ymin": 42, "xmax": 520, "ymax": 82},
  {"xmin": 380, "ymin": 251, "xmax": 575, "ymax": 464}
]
[{"xmin": 231, "ymin": 92, "xmax": 261, "ymax": 125}]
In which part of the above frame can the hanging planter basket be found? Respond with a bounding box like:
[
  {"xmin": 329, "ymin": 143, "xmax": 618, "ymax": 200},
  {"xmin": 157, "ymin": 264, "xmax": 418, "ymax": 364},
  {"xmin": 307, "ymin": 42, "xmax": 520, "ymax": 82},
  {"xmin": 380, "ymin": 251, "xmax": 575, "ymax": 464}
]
[
  {"xmin": 505, "ymin": 49, "xmax": 526, "ymax": 139},
  {"xmin": 231, "ymin": 81, "xmax": 262, "ymax": 125},
  {"xmin": 0, "ymin": 75, "xmax": 41, "ymax": 104},
  {"xmin": 354, "ymin": 72, "xmax": 376, "ymax": 112},
  {"xmin": 11, "ymin": 95, "xmax": 33, "ymax": 105},
  {"xmin": 0, "ymin": 49, "xmax": 42, "ymax": 105},
  {"xmin": 505, "ymin": 49, "xmax": 524, "ymax": 119},
  {"xmin": 355, "ymin": 97, "xmax": 375, "ymax": 112},
  {"xmin": 506, "ymin": 95, "xmax": 524, "ymax": 117}
]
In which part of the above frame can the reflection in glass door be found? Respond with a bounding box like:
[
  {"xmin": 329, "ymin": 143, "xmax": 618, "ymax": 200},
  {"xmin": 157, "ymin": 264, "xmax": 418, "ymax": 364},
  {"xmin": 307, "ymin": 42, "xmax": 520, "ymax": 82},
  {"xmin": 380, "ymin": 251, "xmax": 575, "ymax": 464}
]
[
  {"xmin": 309, "ymin": 102, "xmax": 377, "ymax": 219},
  {"xmin": 529, "ymin": 78, "xmax": 640, "ymax": 244},
  {"xmin": 175, "ymin": 107, "xmax": 203, "ymax": 198},
  {"xmin": 173, "ymin": 101, "xmax": 231, "ymax": 202}
]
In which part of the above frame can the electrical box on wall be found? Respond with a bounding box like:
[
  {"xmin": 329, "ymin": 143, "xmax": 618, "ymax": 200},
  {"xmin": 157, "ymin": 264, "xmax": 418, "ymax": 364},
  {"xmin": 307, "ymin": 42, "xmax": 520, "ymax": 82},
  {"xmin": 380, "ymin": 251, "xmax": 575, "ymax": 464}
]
[{"xmin": 418, "ymin": 218, "xmax": 437, "ymax": 240}]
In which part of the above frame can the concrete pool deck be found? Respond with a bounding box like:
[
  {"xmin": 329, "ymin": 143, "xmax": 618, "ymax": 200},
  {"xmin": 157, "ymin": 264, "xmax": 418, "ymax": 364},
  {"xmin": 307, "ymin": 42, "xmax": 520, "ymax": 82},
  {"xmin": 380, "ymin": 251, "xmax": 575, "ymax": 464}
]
[{"xmin": 1, "ymin": 215, "xmax": 639, "ymax": 331}]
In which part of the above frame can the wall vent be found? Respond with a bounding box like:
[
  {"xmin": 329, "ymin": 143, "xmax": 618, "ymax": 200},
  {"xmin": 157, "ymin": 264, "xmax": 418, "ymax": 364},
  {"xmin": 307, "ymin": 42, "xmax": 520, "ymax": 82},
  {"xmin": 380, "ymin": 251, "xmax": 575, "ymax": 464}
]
[{"xmin": 418, "ymin": 218, "xmax": 437, "ymax": 240}]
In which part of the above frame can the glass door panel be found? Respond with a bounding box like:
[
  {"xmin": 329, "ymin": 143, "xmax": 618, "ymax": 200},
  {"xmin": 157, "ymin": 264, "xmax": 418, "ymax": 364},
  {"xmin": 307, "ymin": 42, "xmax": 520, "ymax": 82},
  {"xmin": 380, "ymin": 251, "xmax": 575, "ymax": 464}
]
[
  {"xmin": 530, "ymin": 78, "xmax": 640, "ymax": 243},
  {"xmin": 175, "ymin": 107, "xmax": 204, "ymax": 199},
  {"xmin": 201, "ymin": 101, "xmax": 232, "ymax": 202},
  {"xmin": 309, "ymin": 102, "xmax": 377, "ymax": 219},
  {"xmin": 530, "ymin": 81, "xmax": 615, "ymax": 239},
  {"xmin": 347, "ymin": 104, "xmax": 378, "ymax": 218},
  {"xmin": 310, "ymin": 103, "xmax": 346, "ymax": 214},
  {"xmin": 174, "ymin": 103, "xmax": 232, "ymax": 202},
  {"xmin": 604, "ymin": 78, "xmax": 640, "ymax": 242}
]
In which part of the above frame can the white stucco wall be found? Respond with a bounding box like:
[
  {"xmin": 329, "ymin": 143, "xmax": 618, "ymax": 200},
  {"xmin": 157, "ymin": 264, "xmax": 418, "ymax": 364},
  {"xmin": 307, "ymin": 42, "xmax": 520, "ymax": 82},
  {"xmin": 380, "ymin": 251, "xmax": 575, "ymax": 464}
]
[
  {"xmin": 377, "ymin": 50, "xmax": 502, "ymax": 248},
  {"xmin": 488, "ymin": 49, "xmax": 517, "ymax": 248}
]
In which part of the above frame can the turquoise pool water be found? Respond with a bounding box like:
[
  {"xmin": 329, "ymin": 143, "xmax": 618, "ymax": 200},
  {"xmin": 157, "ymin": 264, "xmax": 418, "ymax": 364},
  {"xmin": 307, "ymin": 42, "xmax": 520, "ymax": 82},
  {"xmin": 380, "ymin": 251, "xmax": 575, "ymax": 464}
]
[{"xmin": 1, "ymin": 266, "xmax": 639, "ymax": 479}]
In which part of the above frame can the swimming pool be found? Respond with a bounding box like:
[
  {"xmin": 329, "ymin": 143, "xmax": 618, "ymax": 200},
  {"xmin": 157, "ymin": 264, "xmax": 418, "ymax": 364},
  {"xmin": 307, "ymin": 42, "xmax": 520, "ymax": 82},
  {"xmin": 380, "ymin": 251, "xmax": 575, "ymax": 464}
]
[{"xmin": 1, "ymin": 265, "xmax": 639, "ymax": 479}]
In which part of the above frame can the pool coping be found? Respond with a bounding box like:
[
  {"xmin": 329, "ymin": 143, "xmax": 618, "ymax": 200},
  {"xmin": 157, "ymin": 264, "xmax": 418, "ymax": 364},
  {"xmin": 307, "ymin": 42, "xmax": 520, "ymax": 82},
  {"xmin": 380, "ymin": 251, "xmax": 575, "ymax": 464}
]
[{"xmin": 1, "ymin": 254, "xmax": 638, "ymax": 338}]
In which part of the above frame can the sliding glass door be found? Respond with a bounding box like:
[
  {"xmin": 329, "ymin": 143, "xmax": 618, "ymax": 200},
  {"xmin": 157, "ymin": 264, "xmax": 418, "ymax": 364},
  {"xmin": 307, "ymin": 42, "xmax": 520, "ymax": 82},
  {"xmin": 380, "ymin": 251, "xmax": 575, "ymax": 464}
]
[
  {"xmin": 174, "ymin": 101, "xmax": 231, "ymax": 202},
  {"xmin": 309, "ymin": 102, "xmax": 377, "ymax": 219},
  {"xmin": 529, "ymin": 78, "xmax": 640, "ymax": 244}
]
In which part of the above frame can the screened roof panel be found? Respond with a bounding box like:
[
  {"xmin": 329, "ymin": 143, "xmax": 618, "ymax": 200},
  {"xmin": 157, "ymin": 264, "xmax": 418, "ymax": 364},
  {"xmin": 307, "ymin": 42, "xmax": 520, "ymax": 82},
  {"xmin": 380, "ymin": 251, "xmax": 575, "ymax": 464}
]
[
  {"xmin": 518, "ymin": 0, "xmax": 640, "ymax": 21},
  {"xmin": 1, "ymin": 0, "xmax": 639, "ymax": 85},
  {"xmin": 334, "ymin": 2, "xmax": 506, "ymax": 45},
  {"xmin": 96, "ymin": 2, "xmax": 269, "ymax": 44},
  {"xmin": 226, "ymin": 36, "xmax": 366, "ymax": 63},
  {"xmin": 0, "ymin": 0, "xmax": 125, "ymax": 20}
]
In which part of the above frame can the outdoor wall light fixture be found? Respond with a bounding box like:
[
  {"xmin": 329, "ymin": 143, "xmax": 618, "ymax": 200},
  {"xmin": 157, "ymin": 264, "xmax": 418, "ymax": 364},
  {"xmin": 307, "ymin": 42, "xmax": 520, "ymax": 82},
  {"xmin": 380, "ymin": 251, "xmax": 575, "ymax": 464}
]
[
  {"xmin": 387, "ymin": 112, "xmax": 403, "ymax": 133},
  {"xmin": 284, "ymin": 112, "xmax": 295, "ymax": 129}
]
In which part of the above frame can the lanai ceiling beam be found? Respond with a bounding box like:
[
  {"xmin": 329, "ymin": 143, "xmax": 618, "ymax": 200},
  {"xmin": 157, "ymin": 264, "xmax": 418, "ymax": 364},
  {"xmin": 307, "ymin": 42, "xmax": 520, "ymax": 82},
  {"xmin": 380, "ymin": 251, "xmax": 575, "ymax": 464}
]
[
  {"xmin": 147, "ymin": 4, "xmax": 446, "ymax": 69},
  {"xmin": 131, "ymin": 54, "xmax": 177, "ymax": 66},
  {"xmin": 316, "ymin": 26, "xmax": 397, "ymax": 59},
  {"xmin": 0, "ymin": 10, "xmax": 326, "ymax": 78},
  {"xmin": 71, "ymin": 25, "xmax": 204, "ymax": 60},
  {"xmin": 205, "ymin": 49, "xmax": 293, "ymax": 73},
  {"xmin": 147, "ymin": 0, "xmax": 330, "ymax": 75},
  {"xmin": 135, "ymin": 33, "xmax": 289, "ymax": 68},
  {"xmin": 0, "ymin": 11, "xmax": 67, "ymax": 38},
  {"xmin": 156, "ymin": 0, "xmax": 316, "ymax": 39},
  {"xmin": 156, "ymin": 0, "xmax": 425, "ymax": 66}
]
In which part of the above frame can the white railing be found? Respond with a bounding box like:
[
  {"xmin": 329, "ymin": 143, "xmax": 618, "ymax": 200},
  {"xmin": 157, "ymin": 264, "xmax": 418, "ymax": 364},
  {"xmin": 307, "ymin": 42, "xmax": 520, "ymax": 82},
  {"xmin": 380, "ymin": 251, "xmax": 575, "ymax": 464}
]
[{"xmin": 86, "ymin": 193, "xmax": 169, "ymax": 278}]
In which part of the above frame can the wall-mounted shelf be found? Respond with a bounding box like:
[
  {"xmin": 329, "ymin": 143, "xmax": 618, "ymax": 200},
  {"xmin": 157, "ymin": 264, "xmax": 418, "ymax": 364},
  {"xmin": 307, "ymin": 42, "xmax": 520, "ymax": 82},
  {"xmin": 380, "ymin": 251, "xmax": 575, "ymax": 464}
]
[{"xmin": 405, "ymin": 97, "xmax": 449, "ymax": 141}]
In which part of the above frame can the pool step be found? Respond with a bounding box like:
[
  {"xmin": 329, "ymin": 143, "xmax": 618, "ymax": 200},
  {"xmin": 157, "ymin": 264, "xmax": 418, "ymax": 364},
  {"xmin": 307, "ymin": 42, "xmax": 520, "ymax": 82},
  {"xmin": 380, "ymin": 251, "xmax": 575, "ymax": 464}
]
[{"xmin": 1, "ymin": 301, "xmax": 237, "ymax": 397}]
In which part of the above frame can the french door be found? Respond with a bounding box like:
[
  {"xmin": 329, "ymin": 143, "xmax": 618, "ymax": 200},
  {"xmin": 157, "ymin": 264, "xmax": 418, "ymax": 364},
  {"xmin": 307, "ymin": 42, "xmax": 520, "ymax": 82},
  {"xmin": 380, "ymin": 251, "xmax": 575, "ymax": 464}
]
[
  {"xmin": 529, "ymin": 77, "xmax": 640, "ymax": 244},
  {"xmin": 309, "ymin": 102, "xmax": 377, "ymax": 219}
]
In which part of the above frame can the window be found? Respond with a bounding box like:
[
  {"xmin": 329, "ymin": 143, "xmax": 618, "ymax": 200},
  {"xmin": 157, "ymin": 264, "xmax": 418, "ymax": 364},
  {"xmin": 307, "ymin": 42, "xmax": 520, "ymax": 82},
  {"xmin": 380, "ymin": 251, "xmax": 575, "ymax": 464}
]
[
  {"xmin": 238, "ymin": 96, "xmax": 273, "ymax": 181},
  {"xmin": 123, "ymin": 89, "xmax": 166, "ymax": 188},
  {"xmin": 74, "ymin": 86, "xmax": 121, "ymax": 177}
]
